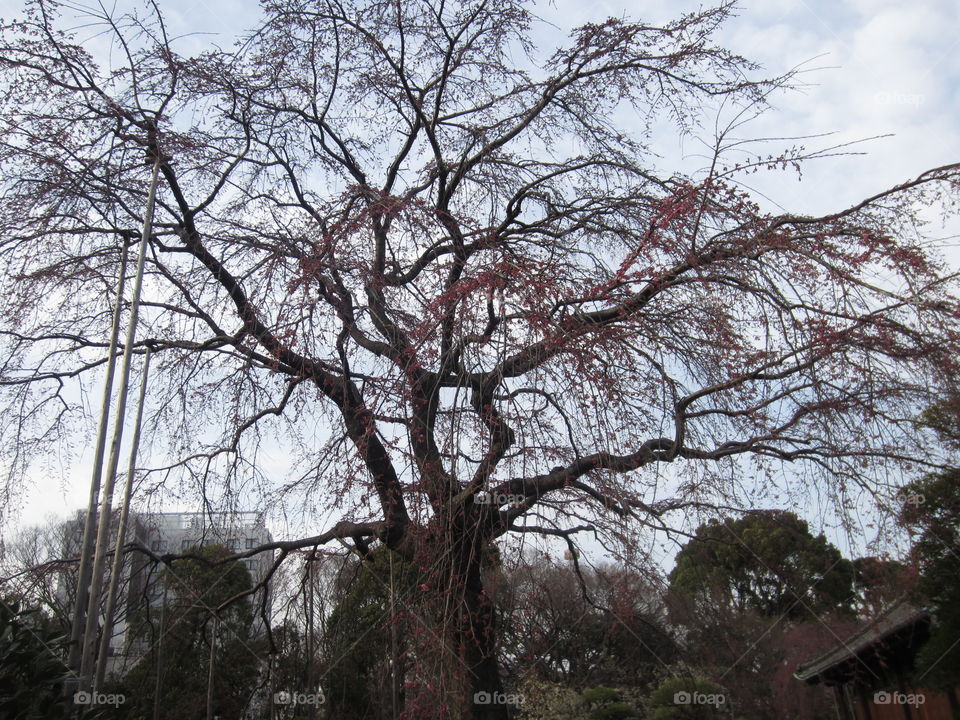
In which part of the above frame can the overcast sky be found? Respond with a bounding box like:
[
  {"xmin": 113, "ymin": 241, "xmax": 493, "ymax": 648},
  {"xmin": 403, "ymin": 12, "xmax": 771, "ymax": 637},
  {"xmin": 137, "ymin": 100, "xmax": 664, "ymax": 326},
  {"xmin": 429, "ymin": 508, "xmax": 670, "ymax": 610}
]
[
  {"xmin": 2, "ymin": 0, "xmax": 957, "ymax": 559},
  {"xmin": 143, "ymin": 0, "xmax": 960, "ymax": 212}
]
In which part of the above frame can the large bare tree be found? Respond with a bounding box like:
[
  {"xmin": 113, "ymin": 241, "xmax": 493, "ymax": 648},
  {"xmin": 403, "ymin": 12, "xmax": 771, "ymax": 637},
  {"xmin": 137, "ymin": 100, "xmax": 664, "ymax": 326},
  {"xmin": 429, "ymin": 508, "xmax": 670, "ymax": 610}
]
[{"xmin": 1, "ymin": 0, "xmax": 959, "ymax": 716}]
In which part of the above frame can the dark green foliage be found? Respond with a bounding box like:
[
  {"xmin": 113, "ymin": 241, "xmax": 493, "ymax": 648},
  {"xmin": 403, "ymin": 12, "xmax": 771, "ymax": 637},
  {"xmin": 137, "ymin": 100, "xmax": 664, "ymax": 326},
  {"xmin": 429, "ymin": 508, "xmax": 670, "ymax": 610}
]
[
  {"xmin": 581, "ymin": 686, "xmax": 638, "ymax": 720},
  {"xmin": 322, "ymin": 548, "xmax": 418, "ymax": 720},
  {"xmin": 581, "ymin": 686, "xmax": 621, "ymax": 705},
  {"xmin": 899, "ymin": 469, "xmax": 960, "ymax": 689},
  {"xmin": 668, "ymin": 510, "xmax": 855, "ymax": 620},
  {"xmin": 647, "ymin": 677, "xmax": 728, "ymax": 720},
  {"xmin": 589, "ymin": 701, "xmax": 637, "ymax": 720},
  {"xmin": 580, "ymin": 685, "xmax": 638, "ymax": 720},
  {"xmin": 116, "ymin": 544, "xmax": 262, "ymax": 719},
  {"xmin": 270, "ymin": 621, "xmax": 315, "ymax": 717},
  {"xmin": 0, "ymin": 598, "xmax": 84, "ymax": 719},
  {"xmin": 666, "ymin": 513, "xmax": 856, "ymax": 720},
  {"xmin": 916, "ymin": 400, "xmax": 960, "ymax": 449}
]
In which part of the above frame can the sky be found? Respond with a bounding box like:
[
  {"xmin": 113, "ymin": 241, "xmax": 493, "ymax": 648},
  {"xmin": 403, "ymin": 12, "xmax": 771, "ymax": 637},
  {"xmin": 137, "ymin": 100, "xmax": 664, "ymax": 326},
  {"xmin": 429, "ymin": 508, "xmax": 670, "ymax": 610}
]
[
  {"xmin": 1, "ymin": 0, "xmax": 958, "ymax": 564},
  {"xmin": 137, "ymin": 0, "xmax": 960, "ymax": 215}
]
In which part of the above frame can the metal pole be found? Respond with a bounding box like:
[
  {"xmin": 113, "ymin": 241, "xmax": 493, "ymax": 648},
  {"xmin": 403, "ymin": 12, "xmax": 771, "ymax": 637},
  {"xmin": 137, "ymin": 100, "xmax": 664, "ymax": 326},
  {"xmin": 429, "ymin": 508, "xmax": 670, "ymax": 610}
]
[
  {"xmin": 67, "ymin": 241, "xmax": 130, "ymax": 681},
  {"xmin": 94, "ymin": 349, "xmax": 152, "ymax": 689},
  {"xmin": 151, "ymin": 582, "xmax": 167, "ymax": 720},
  {"xmin": 79, "ymin": 156, "xmax": 161, "ymax": 691},
  {"xmin": 206, "ymin": 616, "xmax": 218, "ymax": 720},
  {"xmin": 307, "ymin": 560, "xmax": 315, "ymax": 720},
  {"xmin": 390, "ymin": 552, "xmax": 399, "ymax": 720}
]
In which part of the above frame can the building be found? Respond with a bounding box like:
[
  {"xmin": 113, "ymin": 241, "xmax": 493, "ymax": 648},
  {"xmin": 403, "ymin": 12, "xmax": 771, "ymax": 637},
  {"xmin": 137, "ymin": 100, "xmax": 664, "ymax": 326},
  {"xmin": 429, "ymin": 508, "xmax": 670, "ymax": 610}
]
[
  {"xmin": 140, "ymin": 511, "xmax": 274, "ymax": 599},
  {"xmin": 60, "ymin": 509, "xmax": 153, "ymax": 678},
  {"xmin": 795, "ymin": 601, "xmax": 960, "ymax": 719},
  {"xmin": 62, "ymin": 509, "xmax": 274, "ymax": 679}
]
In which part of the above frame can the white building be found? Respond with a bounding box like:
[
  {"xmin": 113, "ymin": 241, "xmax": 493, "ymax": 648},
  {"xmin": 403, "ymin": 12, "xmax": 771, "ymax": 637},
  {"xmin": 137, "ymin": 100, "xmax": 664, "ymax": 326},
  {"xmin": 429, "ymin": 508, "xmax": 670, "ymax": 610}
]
[
  {"xmin": 63, "ymin": 509, "xmax": 275, "ymax": 679},
  {"xmin": 141, "ymin": 510, "xmax": 274, "ymax": 597}
]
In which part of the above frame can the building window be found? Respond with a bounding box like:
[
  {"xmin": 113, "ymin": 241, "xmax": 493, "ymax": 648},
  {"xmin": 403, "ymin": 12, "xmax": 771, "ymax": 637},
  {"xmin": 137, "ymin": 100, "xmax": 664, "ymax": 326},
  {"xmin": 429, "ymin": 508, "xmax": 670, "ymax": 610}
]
[{"xmin": 246, "ymin": 537, "xmax": 255, "ymax": 549}]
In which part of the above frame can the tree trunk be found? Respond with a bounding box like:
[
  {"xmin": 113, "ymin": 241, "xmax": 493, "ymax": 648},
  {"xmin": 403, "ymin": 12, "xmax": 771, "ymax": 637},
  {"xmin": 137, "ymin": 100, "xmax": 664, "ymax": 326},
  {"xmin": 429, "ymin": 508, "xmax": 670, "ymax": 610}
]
[
  {"xmin": 456, "ymin": 548, "xmax": 514, "ymax": 720},
  {"xmin": 401, "ymin": 516, "xmax": 516, "ymax": 719}
]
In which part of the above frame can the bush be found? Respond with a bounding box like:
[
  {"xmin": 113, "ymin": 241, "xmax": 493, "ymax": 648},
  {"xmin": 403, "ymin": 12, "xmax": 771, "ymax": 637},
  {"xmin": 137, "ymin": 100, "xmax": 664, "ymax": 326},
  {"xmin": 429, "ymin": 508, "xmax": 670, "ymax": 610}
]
[
  {"xmin": 0, "ymin": 598, "xmax": 83, "ymax": 719},
  {"xmin": 590, "ymin": 701, "xmax": 638, "ymax": 720},
  {"xmin": 582, "ymin": 686, "xmax": 621, "ymax": 705},
  {"xmin": 648, "ymin": 676, "xmax": 729, "ymax": 720}
]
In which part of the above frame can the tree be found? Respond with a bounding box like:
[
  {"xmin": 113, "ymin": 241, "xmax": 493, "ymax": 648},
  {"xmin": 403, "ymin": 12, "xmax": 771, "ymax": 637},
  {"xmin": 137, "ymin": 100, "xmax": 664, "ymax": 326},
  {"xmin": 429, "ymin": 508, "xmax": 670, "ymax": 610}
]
[
  {"xmin": 667, "ymin": 512, "xmax": 857, "ymax": 720},
  {"xmin": 117, "ymin": 544, "xmax": 262, "ymax": 719},
  {"xmin": 496, "ymin": 557, "xmax": 674, "ymax": 690},
  {"xmin": 646, "ymin": 677, "xmax": 729, "ymax": 720},
  {"xmin": 668, "ymin": 511, "xmax": 855, "ymax": 620},
  {"xmin": 0, "ymin": 519, "xmax": 79, "ymax": 635},
  {"xmin": 1, "ymin": 1, "xmax": 959, "ymax": 717},
  {"xmin": 850, "ymin": 555, "xmax": 910, "ymax": 615},
  {"xmin": 0, "ymin": 599, "xmax": 86, "ymax": 720},
  {"xmin": 576, "ymin": 686, "xmax": 638, "ymax": 720},
  {"xmin": 0, "ymin": 513, "xmax": 152, "ymax": 652},
  {"xmin": 269, "ymin": 621, "xmax": 315, "ymax": 720},
  {"xmin": 900, "ymin": 471, "xmax": 960, "ymax": 688},
  {"xmin": 320, "ymin": 548, "xmax": 418, "ymax": 720},
  {"xmin": 894, "ymin": 399, "xmax": 960, "ymax": 689}
]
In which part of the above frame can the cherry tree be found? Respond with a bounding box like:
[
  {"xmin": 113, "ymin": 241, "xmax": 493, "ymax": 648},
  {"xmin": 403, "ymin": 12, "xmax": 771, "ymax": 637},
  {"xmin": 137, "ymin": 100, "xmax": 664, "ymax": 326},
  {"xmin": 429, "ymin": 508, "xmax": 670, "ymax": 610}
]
[{"xmin": 1, "ymin": 0, "xmax": 959, "ymax": 717}]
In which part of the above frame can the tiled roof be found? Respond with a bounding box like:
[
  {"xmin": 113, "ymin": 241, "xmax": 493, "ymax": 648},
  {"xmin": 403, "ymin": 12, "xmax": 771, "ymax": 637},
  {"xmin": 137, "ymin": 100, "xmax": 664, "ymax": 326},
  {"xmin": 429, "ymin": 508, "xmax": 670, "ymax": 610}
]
[{"xmin": 794, "ymin": 600, "xmax": 929, "ymax": 683}]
